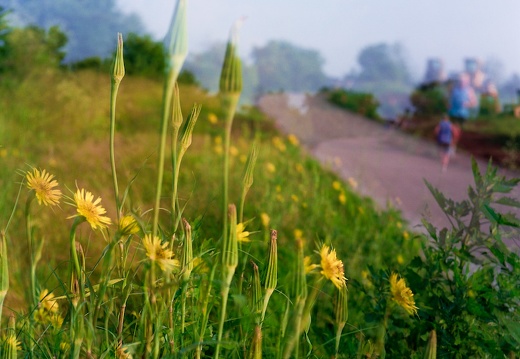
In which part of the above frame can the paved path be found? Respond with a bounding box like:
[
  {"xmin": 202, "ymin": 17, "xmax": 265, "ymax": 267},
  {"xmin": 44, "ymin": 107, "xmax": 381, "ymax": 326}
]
[{"xmin": 258, "ymin": 93, "xmax": 520, "ymax": 240}]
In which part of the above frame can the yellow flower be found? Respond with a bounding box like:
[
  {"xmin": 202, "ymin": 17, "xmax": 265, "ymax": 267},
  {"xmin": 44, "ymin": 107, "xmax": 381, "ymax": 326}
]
[
  {"xmin": 214, "ymin": 145, "xmax": 223, "ymax": 155},
  {"xmin": 396, "ymin": 222, "xmax": 402, "ymax": 229},
  {"xmin": 68, "ymin": 188, "xmax": 112, "ymax": 230},
  {"xmin": 230, "ymin": 145, "xmax": 239, "ymax": 157},
  {"xmin": 142, "ymin": 234, "xmax": 180, "ymax": 273},
  {"xmin": 0, "ymin": 148, "xmax": 7, "ymax": 158},
  {"xmin": 236, "ymin": 222, "xmax": 251, "ymax": 242},
  {"xmin": 239, "ymin": 154, "xmax": 247, "ymax": 163},
  {"xmin": 332, "ymin": 181, "xmax": 341, "ymax": 191},
  {"xmin": 39, "ymin": 289, "xmax": 59, "ymax": 313},
  {"xmin": 287, "ymin": 134, "xmax": 299, "ymax": 146},
  {"xmin": 291, "ymin": 194, "xmax": 299, "ymax": 203},
  {"xmin": 272, "ymin": 136, "xmax": 286, "ymax": 152},
  {"xmin": 207, "ymin": 113, "xmax": 218, "ymax": 124},
  {"xmin": 266, "ymin": 162, "xmax": 276, "ymax": 173},
  {"xmin": 26, "ymin": 168, "xmax": 62, "ymax": 206},
  {"xmin": 275, "ymin": 185, "xmax": 282, "ymax": 193},
  {"xmin": 338, "ymin": 192, "xmax": 347, "ymax": 205},
  {"xmin": 389, "ymin": 273, "xmax": 418, "ymax": 316},
  {"xmin": 119, "ymin": 215, "xmax": 140, "ymax": 236},
  {"xmin": 320, "ymin": 245, "xmax": 347, "ymax": 289},
  {"xmin": 116, "ymin": 346, "xmax": 133, "ymax": 359},
  {"xmin": 304, "ymin": 256, "xmax": 318, "ymax": 273},
  {"xmin": 295, "ymin": 163, "xmax": 304, "ymax": 173},
  {"xmin": 293, "ymin": 229, "xmax": 303, "ymax": 240},
  {"xmin": 403, "ymin": 231, "xmax": 410, "ymax": 240},
  {"xmin": 214, "ymin": 136, "xmax": 222, "ymax": 145},
  {"xmin": 397, "ymin": 254, "xmax": 404, "ymax": 264},
  {"xmin": 260, "ymin": 213, "xmax": 270, "ymax": 228}
]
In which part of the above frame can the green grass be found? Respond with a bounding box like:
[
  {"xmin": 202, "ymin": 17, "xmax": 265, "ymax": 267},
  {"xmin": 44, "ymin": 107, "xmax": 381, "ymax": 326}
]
[{"xmin": 0, "ymin": 65, "xmax": 420, "ymax": 357}]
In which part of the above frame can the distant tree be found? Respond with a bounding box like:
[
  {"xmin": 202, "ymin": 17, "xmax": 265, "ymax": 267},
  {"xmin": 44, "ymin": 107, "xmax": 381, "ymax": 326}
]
[
  {"xmin": 123, "ymin": 33, "xmax": 166, "ymax": 78},
  {"xmin": 184, "ymin": 43, "xmax": 225, "ymax": 92},
  {"xmin": 0, "ymin": 0, "xmax": 144, "ymax": 62},
  {"xmin": 1, "ymin": 25, "xmax": 67, "ymax": 76},
  {"xmin": 0, "ymin": 6, "xmax": 10, "ymax": 69},
  {"xmin": 251, "ymin": 40, "xmax": 330, "ymax": 93},
  {"xmin": 356, "ymin": 43, "xmax": 412, "ymax": 87},
  {"xmin": 350, "ymin": 42, "xmax": 413, "ymax": 118}
]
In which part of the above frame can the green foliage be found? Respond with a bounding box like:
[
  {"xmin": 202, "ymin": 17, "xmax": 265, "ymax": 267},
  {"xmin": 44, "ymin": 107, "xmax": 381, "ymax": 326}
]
[
  {"xmin": 3, "ymin": 0, "xmax": 144, "ymax": 62},
  {"xmin": 123, "ymin": 32, "xmax": 166, "ymax": 78},
  {"xmin": 327, "ymin": 88, "xmax": 380, "ymax": 120},
  {"xmin": 356, "ymin": 159, "xmax": 520, "ymax": 357},
  {"xmin": 409, "ymin": 82, "xmax": 448, "ymax": 118},
  {"xmin": 0, "ymin": 25, "xmax": 67, "ymax": 76}
]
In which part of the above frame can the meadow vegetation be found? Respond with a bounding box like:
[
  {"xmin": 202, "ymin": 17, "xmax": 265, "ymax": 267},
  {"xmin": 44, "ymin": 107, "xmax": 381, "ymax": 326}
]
[{"xmin": 0, "ymin": 3, "xmax": 519, "ymax": 358}]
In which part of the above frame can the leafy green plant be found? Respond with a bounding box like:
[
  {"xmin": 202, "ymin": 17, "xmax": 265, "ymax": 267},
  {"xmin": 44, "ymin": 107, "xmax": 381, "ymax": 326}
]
[
  {"xmin": 327, "ymin": 88, "xmax": 380, "ymax": 120},
  {"xmin": 356, "ymin": 159, "xmax": 520, "ymax": 357}
]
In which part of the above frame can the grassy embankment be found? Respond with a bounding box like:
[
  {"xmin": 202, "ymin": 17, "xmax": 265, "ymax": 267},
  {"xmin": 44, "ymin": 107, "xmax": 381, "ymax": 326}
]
[{"xmin": 0, "ymin": 66, "xmax": 419, "ymax": 356}]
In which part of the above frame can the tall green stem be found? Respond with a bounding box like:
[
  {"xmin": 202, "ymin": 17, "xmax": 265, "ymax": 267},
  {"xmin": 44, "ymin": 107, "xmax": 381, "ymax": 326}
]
[
  {"xmin": 152, "ymin": 72, "xmax": 175, "ymax": 237},
  {"xmin": 110, "ymin": 32, "xmax": 124, "ymax": 219},
  {"xmin": 109, "ymin": 80, "xmax": 121, "ymax": 217}
]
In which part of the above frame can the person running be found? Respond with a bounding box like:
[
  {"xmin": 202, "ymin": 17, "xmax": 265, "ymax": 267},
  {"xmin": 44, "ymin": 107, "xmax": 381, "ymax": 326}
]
[
  {"xmin": 435, "ymin": 116, "xmax": 454, "ymax": 172},
  {"xmin": 448, "ymin": 73, "xmax": 477, "ymax": 125}
]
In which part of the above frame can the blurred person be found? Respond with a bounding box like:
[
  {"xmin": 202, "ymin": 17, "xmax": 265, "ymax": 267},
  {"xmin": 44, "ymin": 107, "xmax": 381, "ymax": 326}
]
[
  {"xmin": 448, "ymin": 73, "xmax": 477, "ymax": 125},
  {"xmin": 435, "ymin": 115, "xmax": 455, "ymax": 172}
]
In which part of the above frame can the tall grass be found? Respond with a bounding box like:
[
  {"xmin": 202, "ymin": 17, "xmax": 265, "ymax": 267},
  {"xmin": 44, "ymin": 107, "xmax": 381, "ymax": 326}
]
[{"xmin": 0, "ymin": 4, "xmax": 423, "ymax": 358}]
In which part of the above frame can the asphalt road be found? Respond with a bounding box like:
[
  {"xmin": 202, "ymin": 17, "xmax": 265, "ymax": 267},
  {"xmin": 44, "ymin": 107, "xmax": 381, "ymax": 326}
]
[{"xmin": 258, "ymin": 93, "xmax": 520, "ymax": 247}]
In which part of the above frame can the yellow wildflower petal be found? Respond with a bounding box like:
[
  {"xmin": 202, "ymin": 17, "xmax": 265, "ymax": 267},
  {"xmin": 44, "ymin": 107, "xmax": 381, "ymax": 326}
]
[
  {"xmin": 236, "ymin": 222, "xmax": 251, "ymax": 243},
  {"xmin": 68, "ymin": 188, "xmax": 111, "ymax": 230},
  {"xmin": 389, "ymin": 273, "xmax": 418, "ymax": 316},
  {"xmin": 320, "ymin": 245, "xmax": 347, "ymax": 289},
  {"xmin": 142, "ymin": 234, "xmax": 179, "ymax": 273},
  {"xmin": 26, "ymin": 168, "xmax": 62, "ymax": 206}
]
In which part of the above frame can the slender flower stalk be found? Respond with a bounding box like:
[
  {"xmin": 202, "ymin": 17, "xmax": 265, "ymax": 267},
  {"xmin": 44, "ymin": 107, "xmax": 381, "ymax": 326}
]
[
  {"xmin": 261, "ymin": 229, "xmax": 278, "ymax": 324},
  {"xmin": 220, "ymin": 20, "xmax": 243, "ymax": 248},
  {"xmin": 238, "ymin": 143, "xmax": 258, "ymax": 224},
  {"xmin": 170, "ymin": 82, "xmax": 183, "ymax": 230},
  {"xmin": 180, "ymin": 218, "xmax": 193, "ymax": 342},
  {"xmin": 110, "ymin": 33, "xmax": 125, "ymax": 218},
  {"xmin": 214, "ymin": 204, "xmax": 239, "ymax": 359},
  {"xmin": 283, "ymin": 238, "xmax": 308, "ymax": 359},
  {"xmin": 334, "ymin": 284, "xmax": 348, "ymax": 357},
  {"xmin": 152, "ymin": 0, "xmax": 188, "ymax": 237},
  {"xmin": 0, "ymin": 232, "xmax": 9, "ymax": 330}
]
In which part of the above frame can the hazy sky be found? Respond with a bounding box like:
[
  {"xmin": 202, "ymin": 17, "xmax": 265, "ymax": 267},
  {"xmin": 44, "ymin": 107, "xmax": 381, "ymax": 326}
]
[{"xmin": 116, "ymin": 0, "xmax": 520, "ymax": 80}]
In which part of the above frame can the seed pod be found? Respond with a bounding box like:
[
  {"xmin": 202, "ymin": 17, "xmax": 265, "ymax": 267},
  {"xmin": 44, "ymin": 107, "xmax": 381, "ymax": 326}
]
[
  {"xmin": 111, "ymin": 33, "xmax": 125, "ymax": 84},
  {"xmin": 219, "ymin": 21, "xmax": 243, "ymax": 95},
  {"xmin": 181, "ymin": 218, "xmax": 193, "ymax": 283},
  {"xmin": 222, "ymin": 204, "xmax": 239, "ymax": 270},
  {"xmin": 164, "ymin": 0, "xmax": 188, "ymax": 81},
  {"xmin": 423, "ymin": 330, "xmax": 437, "ymax": 359},
  {"xmin": 171, "ymin": 82, "xmax": 183, "ymax": 130},
  {"xmin": 334, "ymin": 284, "xmax": 348, "ymax": 355},
  {"xmin": 261, "ymin": 229, "xmax": 278, "ymax": 323},
  {"xmin": 242, "ymin": 143, "xmax": 258, "ymax": 191},
  {"xmin": 251, "ymin": 261, "xmax": 262, "ymax": 323},
  {"xmin": 179, "ymin": 104, "xmax": 202, "ymax": 156}
]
